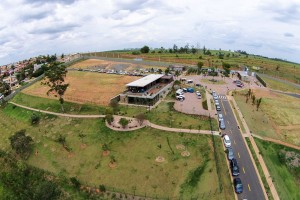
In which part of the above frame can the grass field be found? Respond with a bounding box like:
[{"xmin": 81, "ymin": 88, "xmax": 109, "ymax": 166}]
[
  {"xmin": 261, "ymin": 75, "xmax": 300, "ymax": 94},
  {"xmin": 0, "ymin": 104, "xmax": 233, "ymax": 199},
  {"xmin": 69, "ymin": 59, "xmax": 166, "ymax": 71},
  {"xmin": 234, "ymin": 89, "xmax": 300, "ymax": 146},
  {"xmin": 88, "ymin": 51, "xmax": 300, "ymax": 84},
  {"xmin": 255, "ymin": 138, "xmax": 300, "ymax": 200},
  {"xmin": 147, "ymin": 101, "xmax": 218, "ymax": 131},
  {"xmin": 22, "ymin": 71, "xmax": 139, "ymax": 106}
]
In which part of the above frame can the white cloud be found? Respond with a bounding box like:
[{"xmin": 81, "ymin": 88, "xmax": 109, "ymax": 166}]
[{"xmin": 0, "ymin": 0, "xmax": 299, "ymax": 64}]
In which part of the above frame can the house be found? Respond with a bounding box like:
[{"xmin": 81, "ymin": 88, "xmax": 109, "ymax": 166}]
[
  {"xmin": 34, "ymin": 63, "xmax": 43, "ymax": 72},
  {"xmin": 169, "ymin": 65, "xmax": 185, "ymax": 72},
  {"xmin": 236, "ymin": 71, "xmax": 249, "ymax": 82},
  {"xmin": 119, "ymin": 74, "xmax": 174, "ymax": 106}
]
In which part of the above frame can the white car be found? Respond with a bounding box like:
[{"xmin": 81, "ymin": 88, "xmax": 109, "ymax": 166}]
[
  {"xmin": 213, "ymin": 95, "xmax": 218, "ymax": 100},
  {"xmin": 223, "ymin": 135, "xmax": 231, "ymax": 148},
  {"xmin": 218, "ymin": 114, "xmax": 223, "ymax": 121},
  {"xmin": 215, "ymin": 99, "xmax": 219, "ymax": 104},
  {"xmin": 196, "ymin": 91, "xmax": 201, "ymax": 96}
]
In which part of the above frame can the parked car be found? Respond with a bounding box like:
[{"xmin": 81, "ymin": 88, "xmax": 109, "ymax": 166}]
[
  {"xmin": 196, "ymin": 91, "xmax": 201, "ymax": 96},
  {"xmin": 176, "ymin": 95, "xmax": 185, "ymax": 101},
  {"xmin": 215, "ymin": 99, "xmax": 219, "ymax": 104},
  {"xmin": 187, "ymin": 80, "xmax": 193, "ymax": 83},
  {"xmin": 195, "ymin": 83, "xmax": 201, "ymax": 87},
  {"xmin": 227, "ymin": 148, "xmax": 234, "ymax": 160},
  {"xmin": 218, "ymin": 113, "xmax": 223, "ymax": 121},
  {"xmin": 215, "ymin": 102, "xmax": 220, "ymax": 106},
  {"xmin": 234, "ymin": 178, "xmax": 243, "ymax": 194},
  {"xmin": 213, "ymin": 95, "xmax": 218, "ymax": 100},
  {"xmin": 216, "ymin": 105, "xmax": 221, "ymax": 111},
  {"xmin": 219, "ymin": 119, "xmax": 226, "ymax": 129},
  {"xmin": 187, "ymin": 88, "xmax": 194, "ymax": 93},
  {"xmin": 183, "ymin": 88, "xmax": 187, "ymax": 92},
  {"xmin": 230, "ymin": 158, "xmax": 240, "ymax": 176},
  {"xmin": 223, "ymin": 135, "xmax": 231, "ymax": 148}
]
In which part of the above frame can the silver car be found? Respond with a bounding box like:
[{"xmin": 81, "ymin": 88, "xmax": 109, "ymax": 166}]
[
  {"xmin": 219, "ymin": 119, "xmax": 226, "ymax": 129},
  {"xmin": 227, "ymin": 148, "xmax": 234, "ymax": 160}
]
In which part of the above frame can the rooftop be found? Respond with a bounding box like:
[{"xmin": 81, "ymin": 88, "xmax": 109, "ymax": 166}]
[
  {"xmin": 126, "ymin": 74, "xmax": 164, "ymax": 87},
  {"xmin": 236, "ymin": 71, "xmax": 249, "ymax": 77}
]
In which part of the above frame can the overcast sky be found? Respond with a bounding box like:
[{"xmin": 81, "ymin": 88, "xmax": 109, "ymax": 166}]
[{"xmin": 1, "ymin": 0, "xmax": 300, "ymax": 65}]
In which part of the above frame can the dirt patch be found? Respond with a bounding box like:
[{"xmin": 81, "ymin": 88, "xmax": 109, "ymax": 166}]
[
  {"xmin": 102, "ymin": 150, "xmax": 110, "ymax": 157},
  {"xmin": 108, "ymin": 162, "xmax": 117, "ymax": 168},
  {"xmin": 176, "ymin": 144, "xmax": 186, "ymax": 150},
  {"xmin": 155, "ymin": 156, "xmax": 166, "ymax": 163},
  {"xmin": 80, "ymin": 143, "xmax": 87, "ymax": 149},
  {"xmin": 67, "ymin": 152, "xmax": 75, "ymax": 158},
  {"xmin": 181, "ymin": 151, "xmax": 191, "ymax": 157},
  {"xmin": 22, "ymin": 71, "xmax": 139, "ymax": 106}
]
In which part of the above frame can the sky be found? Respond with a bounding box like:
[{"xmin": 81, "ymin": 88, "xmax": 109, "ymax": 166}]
[{"xmin": 0, "ymin": 0, "xmax": 300, "ymax": 65}]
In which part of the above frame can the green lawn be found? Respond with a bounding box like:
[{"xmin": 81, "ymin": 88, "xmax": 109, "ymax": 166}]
[
  {"xmin": 255, "ymin": 138, "xmax": 300, "ymax": 200},
  {"xmin": 146, "ymin": 101, "xmax": 218, "ymax": 131},
  {"xmin": 0, "ymin": 103, "xmax": 233, "ymax": 199},
  {"xmin": 261, "ymin": 75, "xmax": 300, "ymax": 94}
]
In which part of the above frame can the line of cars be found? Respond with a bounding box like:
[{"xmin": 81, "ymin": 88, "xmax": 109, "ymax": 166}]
[
  {"xmin": 215, "ymin": 91, "xmax": 243, "ymax": 194},
  {"xmin": 175, "ymin": 88, "xmax": 202, "ymax": 101},
  {"xmin": 223, "ymin": 134, "xmax": 243, "ymax": 194}
]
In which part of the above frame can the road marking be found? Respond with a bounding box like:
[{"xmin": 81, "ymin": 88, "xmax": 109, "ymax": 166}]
[
  {"xmin": 248, "ymin": 184, "xmax": 251, "ymax": 191},
  {"xmin": 221, "ymin": 100, "xmax": 227, "ymax": 115},
  {"xmin": 230, "ymin": 129, "xmax": 233, "ymax": 134},
  {"xmin": 243, "ymin": 167, "xmax": 245, "ymax": 174},
  {"xmin": 238, "ymin": 152, "xmax": 240, "ymax": 158},
  {"xmin": 234, "ymin": 140, "xmax": 236, "ymax": 145},
  {"xmin": 227, "ymin": 121, "xmax": 230, "ymax": 125}
]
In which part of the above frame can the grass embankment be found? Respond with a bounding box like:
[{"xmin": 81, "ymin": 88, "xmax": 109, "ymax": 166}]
[
  {"xmin": 234, "ymin": 89, "xmax": 300, "ymax": 146},
  {"xmin": 261, "ymin": 75, "xmax": 300, "ymax": 94},
  {"xmin": 255, "ymin": 138, "xmax": 300, "ymax": 200},
  {"xmin": 245, "ymin": 138, "xmax": 273, "ymax": 200},
  {"xmin": 147, "ymin": 101, "xmax": 218, "ymax": 131},
  {"xmin": 0, "ymin": 104, "xmax": 233, "ymax": 199},
  {"xmin": 201, "ymin": 79, "xmax": 226, "ymax": 85}
]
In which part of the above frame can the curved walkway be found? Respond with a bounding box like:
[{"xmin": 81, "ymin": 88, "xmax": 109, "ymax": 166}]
[{"xmin": 9, "ymin": 102, "xmax": 219, "ymax": 135}]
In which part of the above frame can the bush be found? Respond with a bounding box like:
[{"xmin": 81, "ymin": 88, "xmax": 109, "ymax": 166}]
[
  {"xmin": 132, "ymin": 51, "xmax": 141, "ymax": 55},
  {"xmin": 119, "ymin": 118, "xmax": 129, "ymax": 128},
  {"xmin": 202, "ymin": 100, "xmax": 208, "ymax": 110},
  {"xmin": 70, "ymin": 177, "xmax": 81, "ymax": 189},
  {"xmin": 31, "ymin": 114, "xmax": 40, "ymax": 125},
  {"xmin": 105, "ymin": 114, "xmax": 114, "ymax": 125}
]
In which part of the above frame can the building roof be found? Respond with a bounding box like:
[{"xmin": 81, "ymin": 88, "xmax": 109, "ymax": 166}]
[
  {"xmin": 236, "ymin": 71, "xmax": 249, "ymax": 77},
  {"xmin": 126, "ymin": 74, "xmax": 164, "ymax": 87}
]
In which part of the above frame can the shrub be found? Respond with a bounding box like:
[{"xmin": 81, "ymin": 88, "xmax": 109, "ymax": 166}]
[
  {"xmin": 119, "ymin": 118, "xmax": 129, "ymax": 128},
  {"xmin": 31, "ymin": 113, "xmax": 40, "ymax": 125},
  {"xmin": 70, "ymin": 177, "xmax": 81, "ymax": 189},
  {"xmin": 99, "ymin": 184, "xmax": 106, "ymax": 192},
  {"xmin": 105, "ymin": 114, "xmax": 114, "ymax": 125}
]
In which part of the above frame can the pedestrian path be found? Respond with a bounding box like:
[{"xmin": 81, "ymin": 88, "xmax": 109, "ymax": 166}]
[{"xmin": 218, "ymin": 95, "xmax": 227, "ymax": 99}]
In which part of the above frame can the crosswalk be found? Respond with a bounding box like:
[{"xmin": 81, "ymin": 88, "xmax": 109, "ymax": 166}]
[{"xmin": 218, "ymin": 95, "xmax": 227, "ymax": 99}]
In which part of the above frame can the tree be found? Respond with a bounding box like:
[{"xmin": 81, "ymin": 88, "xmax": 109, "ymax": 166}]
[
  {"xmin": 256, "ymin": 98, "xmax": 262, "ymax": 111},
  {"xmin": 105, "ymin": 114, "xmax": 114, "ymax": 125},
  {"xmin": 203, "ymin": 46, "xmax": 206, "ymax": 54},
  {"xmin": 175, "ymin": 70, "xmax": 180, "ymax": 77},
  {"xmin": 9, "ymin": 129, "xmax": 33, "ymax": 159},
  {"xmin": 42, "ymin": 63, "xmax": 69, "ymax": 112},
  {"xmin": 173, "ymin": 44, "xmax": 178, "ymax": 53},
  {"xmin": 140, "ymin": 45, "xmax": 150, "ymax": 53},
  {"xmin": 0, "ymin": 81, "xmax": 11, "ymax": 96},
  {"xmin": 119, "ymin": 118, "xmax": 129, "ymax": 128},
  {"xmin": 109, "ymin": 99, "xmax": 119, "ymax": 114},
  {"xmin": 136, "ymin": 113, "xmax": 146, "ymax": 125},
  {"xmin": 61, "ymin": 53, "xmax": 64, "ymax": 59},
  {"xmin": 164, "ymin": 68, "xmax": 170, "ymax": 75},
  {"xmin": 252, "ymin": 95, "xmax": 256, "ymax": 105},
  {"xmin": 197, "ymin": 62, "xmax": 203, "ymax": 74},
  {"xmin": 33, "ymin": 181, "xmax": 61, "ymax": 200},
  {"xmin": 191, "ymin": 47, "xmax": 197, "ymax": 54},
  {"xmin": 31, "ymin": 113, "xmax": 40, "ymax": 125}
]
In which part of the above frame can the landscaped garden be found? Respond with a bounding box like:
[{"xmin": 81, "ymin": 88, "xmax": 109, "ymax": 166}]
[{"xmin": 0, "ymin": 103, "xmax": 232, "ymax": 199}]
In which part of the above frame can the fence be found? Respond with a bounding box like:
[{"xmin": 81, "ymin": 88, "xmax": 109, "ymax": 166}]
[{"xmin": 256, "ymin": 74, "xmax": 267, "ymax": 87}]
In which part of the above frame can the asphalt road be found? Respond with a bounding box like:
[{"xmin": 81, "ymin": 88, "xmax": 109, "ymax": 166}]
[{"xmin": 218, "ymin": 95, "xmax": 266, "ymax": 200}]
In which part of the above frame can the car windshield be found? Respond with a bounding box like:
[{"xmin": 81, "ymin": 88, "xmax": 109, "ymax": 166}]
[{"xmin": 236, "ymin": 184, "xmax": 243, "ymax": 189}]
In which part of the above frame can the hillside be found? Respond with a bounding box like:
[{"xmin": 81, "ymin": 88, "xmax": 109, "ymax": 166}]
[{"xmin": 84, "ymin": 49, "xmax": 300, "ymax": 84}]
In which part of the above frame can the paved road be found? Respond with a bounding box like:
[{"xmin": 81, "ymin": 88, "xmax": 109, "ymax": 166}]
[{"xmin": 218, "ymin": 96, "xmax": 266, "ymax": 200}]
